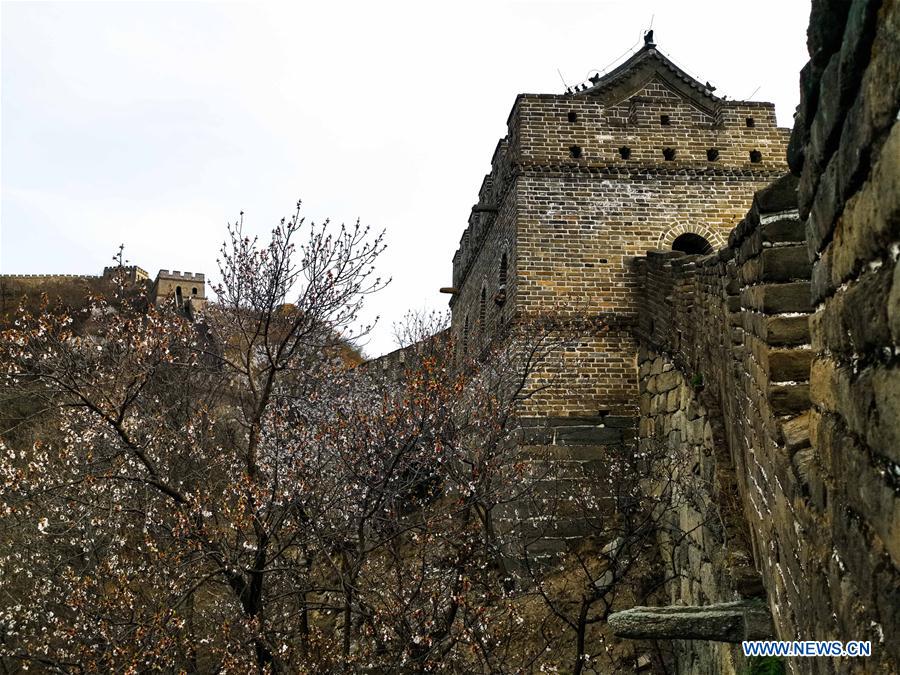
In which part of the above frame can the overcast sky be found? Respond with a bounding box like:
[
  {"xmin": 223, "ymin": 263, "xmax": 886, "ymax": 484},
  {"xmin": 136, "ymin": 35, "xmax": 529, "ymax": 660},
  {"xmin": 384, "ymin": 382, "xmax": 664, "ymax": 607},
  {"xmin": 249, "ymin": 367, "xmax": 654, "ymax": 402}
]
[{"xmin": 1, "ymin": 0, "xmax": 811, "ymax": 356}]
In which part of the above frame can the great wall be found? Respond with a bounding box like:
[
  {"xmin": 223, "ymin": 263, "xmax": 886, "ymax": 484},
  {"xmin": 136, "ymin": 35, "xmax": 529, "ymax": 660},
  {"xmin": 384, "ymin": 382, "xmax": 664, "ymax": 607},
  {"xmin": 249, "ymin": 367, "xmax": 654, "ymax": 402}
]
[
  {"xmin": 439, "ymin": 1, "xmax": 899, "ymax": 672},
  {"xmin": 2, "ymin": 1, "xmax": 897, "ymax": 672}
]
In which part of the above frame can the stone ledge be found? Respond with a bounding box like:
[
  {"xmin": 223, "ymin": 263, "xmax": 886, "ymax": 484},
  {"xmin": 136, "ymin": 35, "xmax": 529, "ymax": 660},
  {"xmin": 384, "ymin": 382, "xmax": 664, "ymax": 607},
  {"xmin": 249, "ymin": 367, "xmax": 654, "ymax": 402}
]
[{"xmin": 608, "ymin": 600, "xmax": 775, "ymax": 643}]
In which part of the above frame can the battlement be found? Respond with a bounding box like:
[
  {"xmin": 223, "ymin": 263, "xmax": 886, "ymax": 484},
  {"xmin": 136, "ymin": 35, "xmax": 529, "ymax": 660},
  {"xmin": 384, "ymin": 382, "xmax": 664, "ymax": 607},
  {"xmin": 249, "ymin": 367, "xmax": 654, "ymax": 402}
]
[
  {"xmin": 1, "ymin": 262, "xmax": 207, "ymax": 312},
  {"xmin": 156, "ymin": 270, "xmax": 205, "ymax": 281},
  {"xmin": 102, "ymin": 265, "xmax": 149, "ymax": 280}
]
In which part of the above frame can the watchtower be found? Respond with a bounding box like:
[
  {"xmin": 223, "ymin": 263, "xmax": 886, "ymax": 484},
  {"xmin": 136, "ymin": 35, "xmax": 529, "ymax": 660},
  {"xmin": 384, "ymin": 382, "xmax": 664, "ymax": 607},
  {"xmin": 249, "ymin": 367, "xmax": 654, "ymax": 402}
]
[
  {"xmin": 448, "ymin": 37, "xmax": 789, "ymax": 427},
  {"xmin": 102, "ymin": 265, "xmax": 150, "ymax": 285},
  {"xmin": 152, "ymin": 269, "xmax": 206, "ymax": 312}
]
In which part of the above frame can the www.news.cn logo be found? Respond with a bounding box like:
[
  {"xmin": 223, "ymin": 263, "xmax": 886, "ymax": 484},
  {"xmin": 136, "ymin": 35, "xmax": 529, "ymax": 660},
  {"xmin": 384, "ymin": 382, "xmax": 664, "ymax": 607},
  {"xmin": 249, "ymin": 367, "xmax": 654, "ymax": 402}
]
[{"xmin": 742, "ymin": 641, "xmax": 872, "ymax": 657}]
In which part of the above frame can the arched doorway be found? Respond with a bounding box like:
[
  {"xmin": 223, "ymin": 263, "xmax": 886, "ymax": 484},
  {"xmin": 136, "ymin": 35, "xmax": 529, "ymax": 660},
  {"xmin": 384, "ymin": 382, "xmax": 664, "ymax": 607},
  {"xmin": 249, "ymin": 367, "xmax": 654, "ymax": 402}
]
[{"xmin": 671, "ymin": 232, "xmax": 713, "ymax": 254}]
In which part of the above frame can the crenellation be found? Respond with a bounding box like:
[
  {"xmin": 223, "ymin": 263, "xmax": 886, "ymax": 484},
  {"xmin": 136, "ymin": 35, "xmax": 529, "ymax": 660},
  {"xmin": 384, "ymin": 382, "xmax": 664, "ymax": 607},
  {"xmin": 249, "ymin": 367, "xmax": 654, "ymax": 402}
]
[{"xmin": 1, "ymin": 263, "xmax": 207, "ymax": 315}]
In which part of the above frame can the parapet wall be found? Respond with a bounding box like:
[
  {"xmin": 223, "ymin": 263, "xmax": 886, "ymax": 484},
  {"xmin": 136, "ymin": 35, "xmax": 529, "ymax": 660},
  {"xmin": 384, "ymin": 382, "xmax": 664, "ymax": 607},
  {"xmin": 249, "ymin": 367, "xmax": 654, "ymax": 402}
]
[
  {"xmin": 635, "ymin": 174, "xmax": 824, "ymax": 671},
  {"xmin": 635, "ymin": 130, "xmax": 897, "ymax": 675},
  {"xmin": 156, "ymin": 270, "xmax": 205, "ymax": 281},
  {"xmin": 631, "ymin": 4, "xmax": 900, "ymax": 670}
]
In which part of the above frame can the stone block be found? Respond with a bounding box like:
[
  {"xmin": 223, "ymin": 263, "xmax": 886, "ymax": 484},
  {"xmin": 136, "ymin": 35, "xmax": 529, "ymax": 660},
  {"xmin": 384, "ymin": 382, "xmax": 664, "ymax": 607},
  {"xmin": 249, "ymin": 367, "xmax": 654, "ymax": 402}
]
[
  {"xmin": 765, "ymin": 315, "xmax": 810, "ymax": 346},
  {"xmin": 891, "ymin": 261, "xmax": 900, "ymax": 345},
  {"xmin": 868, "ymin": 365, "xmax": 900, "ymax": 465},
  {"xmin": 780, "ymin": 412, "xmax": 811, "ymax": 452},
  {"xmin": 768, "ymin": 382, "xmax": 810, "ymax": 414},
  {"xmin": 830, "ymin": 123, "xmax": 900, "ymax": 286},
  {"xmin": 788, "ymin": 81, "xmax": 808, "ymax": 175},
  {"xmin": 806, "ymin": 0, "xmax": 853, "ymax": 70},
  {"xmin": 753, "ymin": 173, "xmax": 799, "ymax": 215},
  {"xmin": 835, "ymin": 7, "xmax": 900, "ymax": 209},
  {"xmin": 655, "ymin": 369, "xmax": 681, "ymax": 394},
  {"xmin": 768, "ymin": 348, "xmax": 813, "ymax": 382},
  {"xmin": 836, "ymin": 0, "xmax": 882, "ymax": 116},
  {"xmin": 758, "ymin": 246, "xmax": 813, "ymax": 283},
  {"xmin": 521, "ymin": 427, "xmax": 552, "ymax": 445},
  {"xmin": 806, "ymin": 156, "xmax": 843, "ymax": 258},
  {"xmin": 812, "ymin": 300, "xmax": 853, "ymax": 355},
  {"xmin": 608, "ymin": 600, "xmax": 775, "ymax": 642},
  {"xmin": 603, "ymin": 415, "xmax": 638, "ymax": 428},
  {"xmin": 841, "ymin": 265, "xmax": 893, "ymax": 354},
  {"xmin": 807, "ymin": 55, "xmax": 844, "ymax": 177},
  {"xmin": 810, "ymin": 244, "xmax": 835, "ymax": 303},
  {"xmin": 687, "ymin": 417, "xmax": 707, "ymax": 446},
  {"xmin": 742, "ymin": 282, "xmax": 813, "ymax": 314},
  {"xmin": 760, "ymin": 213, "xmax": 805, "ymax": 244},
  {"xmin": 666, "ymin": 388, "xmax": 681, "ymax": 413},
  {"xmin": 791, "ymin": 448, "xmax": 814, "ymax": 489}
]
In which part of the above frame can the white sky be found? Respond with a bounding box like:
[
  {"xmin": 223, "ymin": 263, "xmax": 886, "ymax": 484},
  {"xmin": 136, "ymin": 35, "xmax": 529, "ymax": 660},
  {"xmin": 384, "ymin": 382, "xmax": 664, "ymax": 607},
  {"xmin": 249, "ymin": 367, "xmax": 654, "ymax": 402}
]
[{"xmin": 1, "ymin": 0, "xmax": 811, "ymax": 356}]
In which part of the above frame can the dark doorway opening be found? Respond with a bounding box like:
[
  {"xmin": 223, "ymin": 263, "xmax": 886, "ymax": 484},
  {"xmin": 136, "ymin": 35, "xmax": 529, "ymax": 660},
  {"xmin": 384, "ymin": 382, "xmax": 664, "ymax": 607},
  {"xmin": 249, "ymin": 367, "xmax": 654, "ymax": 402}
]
[{"xmin": 672, "ymin": 232, "xmax": 714, "ymax": 254}]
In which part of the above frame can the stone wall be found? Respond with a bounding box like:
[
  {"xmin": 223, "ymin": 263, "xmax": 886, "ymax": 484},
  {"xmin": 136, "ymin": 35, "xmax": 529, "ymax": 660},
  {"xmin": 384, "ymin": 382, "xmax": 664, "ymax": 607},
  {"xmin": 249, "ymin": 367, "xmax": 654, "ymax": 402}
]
[
  {"xmin": 797, "ymin": 0, "xmax": 900, "ymax": 667},
  {"xmin": 634, "ymin": 165, "xmax": 897, "ymax": 673},
  {"xmin": 0, "ymin": 274, "xmax": 106, "ymax": 319},
  {"xmin": 638, "ymin": 350, "xmax": 763, "ymax": 674},
  {"xmin": 627, "ymin": 5, "xmax": 900, "ymax": 670},
  {"xmin": 633, "ymin": 173, "xmax": 816, "ymax": 671},
  {"xmin": 441, "ymin": 8, "xmax": 899, "ymax": 668}
]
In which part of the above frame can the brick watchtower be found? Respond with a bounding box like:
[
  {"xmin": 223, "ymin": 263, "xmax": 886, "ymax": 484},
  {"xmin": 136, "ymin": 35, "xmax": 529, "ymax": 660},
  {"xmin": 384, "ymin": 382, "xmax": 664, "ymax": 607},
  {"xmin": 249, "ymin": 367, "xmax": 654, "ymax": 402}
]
[
  {"xmin": 448, "ymin": 36, "xmax": 789, "ymax": 434},
  {"xmin": 152, "ymin": 269, "xmax": 207, "ymax": 313}
]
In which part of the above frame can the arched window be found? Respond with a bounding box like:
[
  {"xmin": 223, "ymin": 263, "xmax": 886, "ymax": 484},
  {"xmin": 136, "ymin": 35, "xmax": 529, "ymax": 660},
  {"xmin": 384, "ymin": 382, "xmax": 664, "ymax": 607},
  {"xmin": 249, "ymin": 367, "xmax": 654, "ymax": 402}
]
[
  {"xmin": 672, "ymin": 233, "xmax": 714, "ymax": 254},
  {"xmin": 191, "ymin": 287, "xmax": 198, "ymax": 295},
  {"xmin": 175, "ymin": 285, "xmax": 183, "ymax": 307}
]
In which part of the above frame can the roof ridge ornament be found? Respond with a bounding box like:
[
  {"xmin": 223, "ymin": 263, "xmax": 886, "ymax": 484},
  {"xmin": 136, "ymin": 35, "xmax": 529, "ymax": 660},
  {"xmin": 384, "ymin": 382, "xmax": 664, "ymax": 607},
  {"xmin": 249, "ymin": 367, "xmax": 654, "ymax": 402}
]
[{"xmin": 643, "ymin": 29, "xmax": 655, "ymax": 47}]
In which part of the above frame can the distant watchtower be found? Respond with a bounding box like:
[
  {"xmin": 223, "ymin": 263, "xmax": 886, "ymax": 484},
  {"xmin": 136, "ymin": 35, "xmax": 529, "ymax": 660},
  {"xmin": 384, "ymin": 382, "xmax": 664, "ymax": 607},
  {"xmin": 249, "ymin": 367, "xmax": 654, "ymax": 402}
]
[
  {"xmin": 102, "ymin": 265, "xmax": 150, "ymax": 285},
  {"xmin": 448, "ymin": 37, "xmax": 789, "ymax": 423},
  {"xmin": 152, "ymin": 269, "xmax": 206, "ymax": 312}
]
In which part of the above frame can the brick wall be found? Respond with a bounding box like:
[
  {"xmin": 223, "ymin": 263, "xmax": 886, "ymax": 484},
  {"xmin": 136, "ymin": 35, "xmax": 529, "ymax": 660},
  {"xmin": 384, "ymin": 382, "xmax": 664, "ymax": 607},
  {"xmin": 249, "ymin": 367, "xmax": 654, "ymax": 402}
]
[{"xmin": 449, "ymin": 45, "xmax": 789, "ymax": 419}]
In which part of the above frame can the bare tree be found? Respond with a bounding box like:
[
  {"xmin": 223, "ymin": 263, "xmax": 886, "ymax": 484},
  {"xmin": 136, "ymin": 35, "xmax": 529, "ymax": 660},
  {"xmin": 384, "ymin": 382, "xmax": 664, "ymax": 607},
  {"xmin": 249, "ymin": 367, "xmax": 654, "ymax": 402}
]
[
  {"xmin": 0, "ymin": 203, "xmax": 585, "ymax": 674},
  {"xmin": 0, "ymin": 203, "xmax": 386, "ymax": 672}
]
